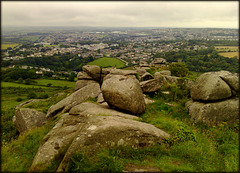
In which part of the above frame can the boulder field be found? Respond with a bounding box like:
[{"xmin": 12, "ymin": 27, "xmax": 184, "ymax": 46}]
[{"xmin": 12, "ymin": 65, "xmax": 239, "ymax": 171}]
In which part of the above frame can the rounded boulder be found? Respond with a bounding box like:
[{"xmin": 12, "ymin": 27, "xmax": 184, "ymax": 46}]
[{"xmin": 101, "ymin": 75, "xmax": 146, "ymax": 115}]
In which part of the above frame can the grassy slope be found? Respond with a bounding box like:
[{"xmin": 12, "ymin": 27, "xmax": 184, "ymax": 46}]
[
  {"xmin": 1, "ymin": 78, "xmax": 239, "ymax": 172},
  {"xmin": 87, "ymin": 57, "xmax": 126, "ymax": 68},
  {"xmin": 33, "ymin": 79, "xmax": 75, "ymax": 88},
  {"xmin": 2, "ymin": 79, "xmax": 75, "ymax": 88}
]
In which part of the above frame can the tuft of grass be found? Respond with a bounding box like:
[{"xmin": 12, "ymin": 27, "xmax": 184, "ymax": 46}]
[
  {"xmin": 23, "ymin": 92, "xmax": 69, "ymax": 113},
  {"xmin": 1, "ymin": 117, "xmax": 59, "ymax": 172},
  {"xmin": 67, "ymin": 149, "xmax": 124, "ymax": 172},
  {"xmin": 86, "ymin": 97, "xmax": 98, "ymax": 103}
]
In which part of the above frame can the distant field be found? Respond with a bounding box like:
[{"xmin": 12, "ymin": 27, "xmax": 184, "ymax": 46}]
[
  {"xmin": 1, "ymin": 43, "xmax": 19, "ymax": 50},
  {"xmin": 215, "ymin": 46, "xmax": 239, "ymax": 52},
  {"xmin": 87, "ymin": 57, "xmax": 126, "ymax": 68},
  {"xmin": 219, "ymin": 52, "xmax": 239, "ymax": 59},
  {"xmin": 43, "ymin": 44, "xmax": 60, "ymax": 47},
  {"xmin": 1, "ymin": 82, "xmax": 48, "ymax": 88},
  {"xmin": 34, "ymin": 79, "xmax": 75, "ymax": 88},
  {"xmin": 2, "ymin": 79, "xmax": 75, "ymax": 88}
]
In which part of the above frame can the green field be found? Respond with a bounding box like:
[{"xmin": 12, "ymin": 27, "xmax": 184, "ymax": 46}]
[
  {"xmin": 34, "ymin": 79, "xmax": 75, "ymax": 88},
  {"xmin": 43, "ymin": 44, "xmax": 60, "ymax": 47},
  {"xmin": 1, "ymin": 43, "xmax": 19, "ymax": 50},
  {"xmin": 2, "ymin": 82, "xmax": 48, "ymax": 88},
  {"xmin": 87, "ymin": 57, "xmax": 126, "ymax": 68},
  {"xmin": 219, "ymin": 52, "xmax": 239, "ymax": 59},
  {"xmin": 20, "ymin": 35, "xmax": 42, "ymax": 42},
  {"xmin": 215, "ymin": 46, "xmax": 239, "ymax": 52},
  {"xmin": 2, "ymin": 79, "xmax": 75, "ymax": 88}
]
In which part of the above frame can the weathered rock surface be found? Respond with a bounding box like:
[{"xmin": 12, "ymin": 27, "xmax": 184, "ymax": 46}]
[
  {"xmin": 75, "ymin": 80, "xmax": 98, "ymax": 91},
  {"xmin": 46, "ymin": 83, "xmax": 101, "ymax": 118},
  {"xmin": 29, "ymin": 113, "xmax": 84, "ymax": 172},
  {"xmin": 16, "ymin": 99, "xmax": 42, "ymax": 109},
  {"xmin": 57, "ymin": 115, "xmax": 170, "ymax": 172},
  {"xmin": 82, "ymin": 65, "xmax": 110, "ymax": 82},
  {"xmin": 164, "ymin": 75, "xmax": 179, "ymax": 84},
  {"xmin": 101, "ymin": 75, "xmax": 145, "ymax": 114},
  {"xmin": 136, "ymin": 67, "xmax": 147, "ymax": 77},
  {"xmin": 186, "ymin": 97, "xmax": 239, "ymax": 125},
  {"xmin": 190, "ymin": 72, "xmax": 232, "ymax": 101},
  {"xmin": 140, "ymin": 79, "xmax": 163, "ymax": 93},
  {"xmin": 220, "ymin": 73, "xmax": 239, "ymax": 93},
  {"xmin": 77, "ymin": 71, "xmax": 93, "ymax": 80},
  {"xmin": 97, "ymin": 92, "xmax": 105, "ymax": 103},
  {"xmin": 141, "ymin": 72, "xmax": 154, "ymax": 81},
  {"xmin": 154, "ymin": 72, "xmax": 179, "ymax": 84},
  {"xmin": 153, "ymin": 58, "xmax": 167, "ymax": 66},
  {"xmin": 158, "ymin": 70, "xmax": 171, "ymax": 76},
  {"xmin": 109, "ymin": 69, "xmax": 137, "ymax": 76},
  {"xmin": 70, "ymin": 102, "xmax": 140, "ymax": 120},
  {"xmin": 13, "ymin": 108, "xmax": 46, "ymax": 133}
]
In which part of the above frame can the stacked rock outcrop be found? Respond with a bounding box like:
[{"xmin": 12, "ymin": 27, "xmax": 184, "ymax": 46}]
[
  {"xmin": 13, "ymin": 65, "xmax": 173, "ymax": 172},
  {"xmin": 186, "ymin": 71, "xmax": 239, "ymax": 125},
  {"xmin": 27, "ymin": 66, "xmax": 171, "ymax": 172}
]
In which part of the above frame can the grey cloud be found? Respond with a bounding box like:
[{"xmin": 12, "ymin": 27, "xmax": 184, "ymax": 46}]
[{"xmin": 2, "ymin": 1, "xmax": 238, "ymax": 28}]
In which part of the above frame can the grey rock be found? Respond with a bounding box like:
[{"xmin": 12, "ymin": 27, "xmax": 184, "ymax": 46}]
[
  {"xmin": 29, "ymin": 113, "xmax": 85, "ymax": 172},
  {"xmin": 141, "ymin": 72, "xmax": 154, "ymax": 81},
  {"xmin": 109, "ymin": 69, "xmax": 137, "ymax": 76},
  {"xmin": 164, "ymin": 75, "xmax": 179, "ymax": 84},
  {"xmin": 82, "ymin": 65, "xmax": 110, "ymax": 82},
  {"xmin": 101, "ymin": 75, "xmax": 145, "ymax": 114},
  {"xmin": 158, "ymin": 70, "xmax": 171, "ymax": 76},
  {"xmin": 140, "ymin": 79, "xmax": 164, "ymax": 93},
  {"xmin": 69, "ymin": 102, "xmax": 140, "ymax": 120},
  {"xmin": 186, "ymin": 97, "xmax": 239, "ymax": 125},
  {"xmin": 153, "ymin": 58, "xmax": 167, "ymax": 65},
  {"xmin": 46, "ymin": 83, "xmax": 101, "ymax": 118},
  {"xmin": 97, "ymin": 93, "xmax": 105, "ymax": 103},
  {"xmin": 136, "ymin": 67, "xmax": 147, "ymax": 77},
  {"xmin": 190, "ymin": 72, "xmax": 232, "ymax": 101},
  {"xmin": 75, "ymin": 80, "xmax": 98, "ymax": 91},
  {"xmin": 220, "ymin": 73, "xmax": 239, "ymax": 93},
  {"xmin": 77, "ymin": 71, "xmax": 93, "ymax": 80},
  {"xmin": 13, "ymin": 108, "xmax": 46, "ymax": 133},
  {"xmin": 57, "ymin": 115, "xmax": 170, "ymax": 172},
  {"xmin": 16, "ymin": 99, "xmax": 42, "ymax": 109}
]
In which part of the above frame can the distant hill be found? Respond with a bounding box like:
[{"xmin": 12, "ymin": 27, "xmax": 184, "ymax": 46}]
[{"xmin": 87, "ymin": 57, "xmax": 126, "ymax": 68}]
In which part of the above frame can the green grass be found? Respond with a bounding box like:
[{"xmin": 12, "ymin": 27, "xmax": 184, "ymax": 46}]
[
  {"xmin": 2, "ymin": 76, "xmax": 239, "ymax": 172},
  {"xmin": 2, "ymin": 82, "xmax": 49, "ymax": 88},
  {"xmin": 87, "ymin": 57, "xmax": 126, "ymax": 68},
  {"xmin": 1, "ymin": 43, "xmax": 19, "ymax": 49},
  {"xmin": 66, "ymin": 98, "xmax": 239, "ymax": 172},
  {"xmin": 34, "ymin": 79, "xmax": 75, "ymax": 88},
  {"xmin": 1, "ymin": 116, "xmax": 61, "ymax": 172},
  {"xmin": 1, "ymin": 86, "xmax": 68, "ymax": 144},
  {"xmin": 20, "ymin": 35, "xmax": 41, "ymax": 42},
  {"xmin": 2, "ymin": 79, "xmax": 75, "ymax": 89},
  {"xmin": 43, "ymin": 44, "xmax": 60, "ymax": 47}
]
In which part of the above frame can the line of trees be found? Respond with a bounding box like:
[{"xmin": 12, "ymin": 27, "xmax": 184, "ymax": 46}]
[{"xmin": 153, "ymin": 47, "xmax": 238, "ymax": 73}]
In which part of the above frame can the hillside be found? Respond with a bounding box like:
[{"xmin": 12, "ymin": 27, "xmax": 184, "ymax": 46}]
[
  {"xmin": 1, "ymin": 65, "xmax": 239, "ymax": 172},
  {"xmin": 87, "ymin": 57, "xmax": 126, "ymax": 68}
]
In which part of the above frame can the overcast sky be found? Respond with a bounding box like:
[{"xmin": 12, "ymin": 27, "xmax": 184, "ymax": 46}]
[{"xmin": 2, "ymin": 1, "xmax": 239, "ymax": 28}]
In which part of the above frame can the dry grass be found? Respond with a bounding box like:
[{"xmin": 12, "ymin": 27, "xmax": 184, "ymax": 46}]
[
  {"xmin": 219, "ymin": 52, "xmax": 239, "ymax": 59},
  {"xmin": 215, "ymin": 46, "xmax": 239, "ymax": 52},
  {"xmin": 1, "ymin": 43, "xmax": 19, "ymax": 50}
]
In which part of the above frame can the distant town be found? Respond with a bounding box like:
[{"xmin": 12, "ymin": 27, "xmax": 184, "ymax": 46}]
[{"xmin": 1, "ymin": 27, "xmax": 239, "ymax": 75}]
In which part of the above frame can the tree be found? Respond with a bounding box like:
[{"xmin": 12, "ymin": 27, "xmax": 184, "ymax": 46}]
[{"xmin": 169, "ymin": 63, "xmax": 190, "ymax": 77}]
